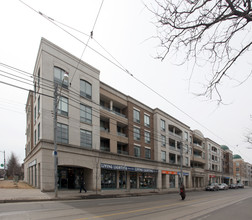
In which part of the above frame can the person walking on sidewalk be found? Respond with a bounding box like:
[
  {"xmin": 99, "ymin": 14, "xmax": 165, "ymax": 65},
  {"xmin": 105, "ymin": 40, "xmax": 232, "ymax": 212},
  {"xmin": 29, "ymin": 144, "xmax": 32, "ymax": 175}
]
[{"xmin": 79, "ymin": 176, "xmax": 87, "ymax": 193}]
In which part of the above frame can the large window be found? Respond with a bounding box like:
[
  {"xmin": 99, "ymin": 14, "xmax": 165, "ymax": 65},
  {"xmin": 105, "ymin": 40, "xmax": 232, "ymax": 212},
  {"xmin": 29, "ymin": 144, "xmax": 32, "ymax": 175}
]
[
  {"xmin": 144, "ymin": 114, "xmax": 150, "ymax": 127},
  {"xmin": 54, "ymin": 67, "xmax": 68, "ymax": 88},
  {"xmin": 38, "ymin": 123, "xmax": 40, "ymax": 141},
  {"xmin": 57, "ymin": 123, "xmax": 69, "ymax": 144},
  {"xmin": 101, "ymin": 169, "xmax": 116, "ymax": 189},
  {"xmin": 145, "ymin": 148, "xmax": 151, "ymax": 159},
  {"xmin": 161, "ymin": 135, "xmax": 166, "ymax": 147},
  {"xmin": 38, "ymin": 96, "xmax": 40, "ymax": 115},
  {"xmin": 80, "ymin": 129, "xmax": 92, "ymax": 148},
  {"xmin": 133, "ymin": 127, "xmax": 140, "ymax": 141},
  {"xmin": 161, "ymin": 119, "xmax": 165, "ymax": 131},
  {"xmin": 169, "ymin": 174, "xmax": 175, "ymax": 188},
  {"xmin": 133, "ymin": 109, "xmax": 140, "ymax": 123},
  {"xmin": 58, "ymin": 96, "xmax": 68, "ymax": 116},
  {"xmin": 134, "ymin": 145, "xmax": 141, "ymax": 157},
  {"xmin": 161, "ymin": 151, "xmax": 166, "ymax": 162},
  {"xmin": 80, "ymin": 104, "xmax": 92, "ymax": 124},
  {"xmin": 80, "ymin": 80, "xmax": 92, "ymax": 99},
  {"xmin": 144, "ymin": 131, "xmax": 150, "ymax": 144}
]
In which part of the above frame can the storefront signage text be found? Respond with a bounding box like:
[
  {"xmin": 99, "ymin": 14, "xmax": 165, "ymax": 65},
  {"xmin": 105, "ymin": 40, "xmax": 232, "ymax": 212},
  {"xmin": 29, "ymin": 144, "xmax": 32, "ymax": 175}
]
[{"xmin": 101, "ymin": 163, "xmax": 158, "ymax": 173}]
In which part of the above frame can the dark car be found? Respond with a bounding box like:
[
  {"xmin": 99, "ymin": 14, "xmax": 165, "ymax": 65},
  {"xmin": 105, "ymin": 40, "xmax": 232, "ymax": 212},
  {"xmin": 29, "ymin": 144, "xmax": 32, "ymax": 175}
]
[
  {"xmin": 206, "ymin": 183, "xmax": 219, "ymax": 191},
  {"xmin": 229, "ymin": 183, "xmax": 238, "ymax": 189},
  {"xmin": 237, "ymin": 183, "xmax": 244, "ymax": 188}
]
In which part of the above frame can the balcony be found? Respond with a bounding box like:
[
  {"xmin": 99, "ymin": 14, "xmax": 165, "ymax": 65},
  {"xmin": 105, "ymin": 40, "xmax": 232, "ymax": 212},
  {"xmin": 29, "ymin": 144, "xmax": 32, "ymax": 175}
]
[
  {"xmin": 192, "ymin": 155, "xmax": 206, "ymax": 164},
  {"xmin": 169, "ymin": 131, "xmax": 182, "ymax": 140}
]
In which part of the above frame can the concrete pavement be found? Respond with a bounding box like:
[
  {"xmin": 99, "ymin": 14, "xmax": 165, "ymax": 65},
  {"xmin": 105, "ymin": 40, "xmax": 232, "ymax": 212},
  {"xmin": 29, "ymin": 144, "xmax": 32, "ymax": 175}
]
[{"xmin": 0, "ymin": 187, "xmax": 174, "ymax": 203}]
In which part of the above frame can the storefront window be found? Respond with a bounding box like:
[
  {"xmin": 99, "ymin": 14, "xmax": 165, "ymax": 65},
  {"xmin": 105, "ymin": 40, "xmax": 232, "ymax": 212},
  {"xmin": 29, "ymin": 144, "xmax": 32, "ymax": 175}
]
[
  {"xmin": 139, "ymin": 173, "xmax": 156, "ymax": 189},
  {"xmin": 169, "ymin": 174, "xmax": 175, "ymax": 188},
  {"xmin": 119, "ymin": 171, "xmax": 127, "ymax": 189},
  {"xmin": 101, "ymin": 169, "xmax": 117, "ymax": 189},
  {"xmin": 130, "ymin": 172, "xmax": 137, "ymax": 189}
]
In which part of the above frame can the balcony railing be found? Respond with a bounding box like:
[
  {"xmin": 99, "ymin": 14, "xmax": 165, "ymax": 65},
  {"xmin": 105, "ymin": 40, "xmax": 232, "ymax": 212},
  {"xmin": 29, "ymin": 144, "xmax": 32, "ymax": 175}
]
[
  {"xmin": 117, "ymin": 132, "xmax": 127, "ymax": 137},
  {"xmin": 117, "ymin": 149, "xmax": 129, "ymax": 155},
  {"xmin": 169, "ymin": 131, "xmax": 182, "ymax": 139},
  {"xmin": 100, "ymin": 146, "xmax": 110, "ymax": 152},
  {"xmin": 100, "ymin": 106, "xmax": 126, "ymax": 118},
  {"xmin": 100, "ymin": 127, "xmax": 109, "ymax": 132}
]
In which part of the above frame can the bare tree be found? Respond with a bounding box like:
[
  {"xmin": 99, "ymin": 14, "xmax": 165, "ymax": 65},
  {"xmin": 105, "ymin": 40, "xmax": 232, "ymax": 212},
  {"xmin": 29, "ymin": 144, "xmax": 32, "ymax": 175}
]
[
  {"xmin": 7, "ymin": 152, "xmax": 22, "ymax": 179},
  {"xmin": 148, "ymin": 0, "xmax": 252, "ymax": 101}
]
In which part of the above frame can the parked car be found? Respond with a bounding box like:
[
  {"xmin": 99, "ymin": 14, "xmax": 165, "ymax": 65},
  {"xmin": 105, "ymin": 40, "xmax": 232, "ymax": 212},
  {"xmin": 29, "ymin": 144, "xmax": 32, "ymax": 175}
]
[
  {"xmin": 206, "ymin": 183, "xmax": 219, "ymax": 191},
  {"xmin": 237, "ymin": 183, "xmax": 244, "ymax": 188},
  {"xmin": 218, "ymin": 183, "xmax": 229, "ymax": 190},
  {"xmin": 229, "ymin": 183, "xmax": 238, "ymax": 189}
]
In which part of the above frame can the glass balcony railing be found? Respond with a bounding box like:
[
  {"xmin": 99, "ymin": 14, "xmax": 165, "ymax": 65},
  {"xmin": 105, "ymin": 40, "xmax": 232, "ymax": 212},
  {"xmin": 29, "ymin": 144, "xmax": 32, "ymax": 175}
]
[{"xmin": 100, "ymin": 106, "xmax": 126, "ymax": 118}]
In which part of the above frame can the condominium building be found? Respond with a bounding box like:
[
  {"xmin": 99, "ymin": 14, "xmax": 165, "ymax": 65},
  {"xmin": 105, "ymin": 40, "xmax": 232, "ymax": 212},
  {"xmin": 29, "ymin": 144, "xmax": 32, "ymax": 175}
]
[
  {"xmin": 221, "ymin": 145, "xmax": 234, "ymax": 185},
  {"xmin": 205, "ymin": 138, "xmax": 222, "ymax": 184},
  {"xmin": 153, "ymin": 109, "xmax": 192, "ymax": 189},
  {"xmin": 25, "ymin": 38, "xmax": 251, "ymax": 193},
  {"xmin": 191, "ymin": 130, "xmax": 206, "ymax": 188},
  {"xmin": 233, "ymin": 154, "xmax": 245, "ymax": 184}
]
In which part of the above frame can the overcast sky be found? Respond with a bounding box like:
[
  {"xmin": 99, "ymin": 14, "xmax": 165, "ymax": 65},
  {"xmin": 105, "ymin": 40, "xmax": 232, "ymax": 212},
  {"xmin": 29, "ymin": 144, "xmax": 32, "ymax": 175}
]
[{"xmin": 0, "ymin": 0, "xmax": 252, "ymax": 165}]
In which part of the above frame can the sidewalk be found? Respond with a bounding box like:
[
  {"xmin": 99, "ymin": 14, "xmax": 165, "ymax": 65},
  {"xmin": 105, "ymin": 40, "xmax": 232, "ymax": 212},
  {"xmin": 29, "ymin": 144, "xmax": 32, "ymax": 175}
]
[
  {"xmin": 0, "ymin": 180, "xmax": 171, "ymax": 203},
  {"xmin": 0, "ymin": 187, "xmax": 170, "ymax": 203}
]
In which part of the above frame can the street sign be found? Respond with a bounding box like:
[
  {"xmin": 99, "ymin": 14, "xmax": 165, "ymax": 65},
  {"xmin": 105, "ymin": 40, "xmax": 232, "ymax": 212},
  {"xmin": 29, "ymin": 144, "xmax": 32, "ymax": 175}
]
[{"xmin": 0, "ymin": 164, "xmax": 3, "ymax": 167}]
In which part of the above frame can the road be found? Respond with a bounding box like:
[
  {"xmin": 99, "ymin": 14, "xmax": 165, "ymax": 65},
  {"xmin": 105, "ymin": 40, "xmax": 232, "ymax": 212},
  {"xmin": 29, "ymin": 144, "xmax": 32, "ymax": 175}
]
[{"xmin": 0, "ymin": 188, "xmax": 251, "ymax": 220}]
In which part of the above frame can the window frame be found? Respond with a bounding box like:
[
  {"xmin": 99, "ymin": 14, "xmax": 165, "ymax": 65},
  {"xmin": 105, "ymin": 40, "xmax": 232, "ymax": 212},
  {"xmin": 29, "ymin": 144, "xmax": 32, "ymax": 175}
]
[
  {"xmin": 54, "ymin": 66, "xmax": 68, "ymax": 89},
  {"xmin": 80, "ymin": 104, "xmax": 92, "ymax": 124},
  {"xmin": 133, "ymin": 109, "xmax": 140, "ymax": 123},
  {"xmin": 144, "ymin": 131, "xmax": 151, "ymax": 144},
  {"xmin": 161, "ymin": 119, "xmax": 165, "ymax": 131},
  {"xmin": 80, "ymin": 129, "xmax": 92, "ymax": 148},
  {"xmin": 133, "ymin": 127, "xmax": 140, "ymax": 141},
  {"xmin": 80, "ymin": 79, "xmax": 92, "ymax": 99},
  {"xmin": 134, "ymin": 145, "xmax": 141, "ymax": 157},
  {"xmin": 57, "ymin": 123, "xmax": 69, "ymax": 144},
  {"xmin": 144, "ymin": 114, "xmax": 150, "ymax": 127},
  {"xmin": 58, "ymin": 96, "xmax": 68, "ymax": 116}
]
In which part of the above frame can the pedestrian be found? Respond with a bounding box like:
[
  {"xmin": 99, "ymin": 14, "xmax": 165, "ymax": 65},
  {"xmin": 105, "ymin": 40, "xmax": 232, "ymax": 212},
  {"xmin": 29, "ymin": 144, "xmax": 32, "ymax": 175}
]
[
  {"xmin": 180, "ymin": 183, "xmax": 186, "ymax": 200},
  {"xmin": 79, "ymin": 176, "xmax": 87, "ymax": 193}
]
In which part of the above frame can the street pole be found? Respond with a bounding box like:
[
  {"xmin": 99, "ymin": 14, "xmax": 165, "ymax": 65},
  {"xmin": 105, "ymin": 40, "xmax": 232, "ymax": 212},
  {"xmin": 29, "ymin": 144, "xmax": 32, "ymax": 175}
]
[
  {"xmin": 0, "ymin": 150, "xmax": 6, "ymax": 179},
  {"xmin": 54, "ymin": 83, "xmax": 58, "ymax": 198},
  {"xmin": 180, "ymin": 141, "xmax": 183, "ymax": 186}
]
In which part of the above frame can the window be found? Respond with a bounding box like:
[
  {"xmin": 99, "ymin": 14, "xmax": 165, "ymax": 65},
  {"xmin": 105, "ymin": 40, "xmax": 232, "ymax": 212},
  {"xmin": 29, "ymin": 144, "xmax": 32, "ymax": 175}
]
[
  {"xmin": 80, "ymin": 104, "xmax": 92, "ymax": 124},
  {"xmin": 144, "ymin": 114, "xmax": 150, "ymax": 127},
  {"xmin": 236, "ymin": 162, "xmax": 239, "ymax": 167},
  {"xmin": 145, "ymin": 148, "xmax": 151, "ymax": 159},
  {"xmin": 185, "ymin": 157, "xmax": 189, "ymax": 166},
  {"xmin": 133, "ymin": 127, "xmax": 140, "ymax": 141},
  {"xmin": 184, "ymin": 132, "xmax": 188, "ymax": 141},
  {"xmin": 134, "ymin": 146, "xmax": 141, "ymax": 157},
  {"xmin": 80, "ymin": 129, "xmax": 92, "ymax": 148},
  {"xmin": 34, "ymin": 106, "xmax": 36, "ymax": 123},
  {"xmin": 161, "ymin": 151, "xmax": 166, "ymax": 162},
  {"xmin": 38, "ymin": 123, "xmax": 40, "ymax": 141},
  {"xmin": 38, "ymin": 96, "xmax": 40, "ymax": 115},
  {"xmin": 57, "ymin": 123, "xmax": 68, "ymax": 144},
  {"xmin": 34, "ymin": 129, "xmax": 37, "ymax": 145},
  {"xmin": 80, "ymin": 80, "xmax": 92, "ymax": 99},
  {"xmin": 133, "ymin": 109, "xmax": 140, "ymax": 123},
  {"xmin": 54, "ymin": 67, "xmax": 68, "ymax": 88},
  {"xmin": 236, "ymin": 168, "xmax": 240, "ymax": 171},
  {"xmin": 144, "ymin": 131, "xmax": 150, "ymax": 144},
  {"xmin": 161, "ymin": 135, "xmax": 166, "ymax": 147},
  {"xmin": 58, "ymin": 96, "xmax": 68, "ymax": 116},
  {"xmin": 38, "ymin": 68, "xmax": 40, "ymax": 89},
  {"xmin": 161, "ymin": 119, "xmax": 165, "ymax": 131}
]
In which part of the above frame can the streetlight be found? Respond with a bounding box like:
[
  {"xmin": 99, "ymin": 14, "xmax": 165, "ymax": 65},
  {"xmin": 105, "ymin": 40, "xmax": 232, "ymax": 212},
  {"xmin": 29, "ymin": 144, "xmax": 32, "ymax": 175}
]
[
  {"xmin": 54, "ymin": 73, "xmax": 68, "ymax": 198},
  {"xmin": 0, "ymin": 150, "xmax": 6, "ymax": 179}
]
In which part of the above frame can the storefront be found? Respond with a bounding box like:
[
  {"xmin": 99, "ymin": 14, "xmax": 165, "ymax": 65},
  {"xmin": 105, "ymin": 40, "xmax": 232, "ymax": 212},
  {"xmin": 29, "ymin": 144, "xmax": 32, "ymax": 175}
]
[
  {"xmin": 101, "ymin": 163, "xmax": 158, "ymax": 190},
  {"xmin": 162, "ymin": 170, "xmax": 189, "ymax": 189}
]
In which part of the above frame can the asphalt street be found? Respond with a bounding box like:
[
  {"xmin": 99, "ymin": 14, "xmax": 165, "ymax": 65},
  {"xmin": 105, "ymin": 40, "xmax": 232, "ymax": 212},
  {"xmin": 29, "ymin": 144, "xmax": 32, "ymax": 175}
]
[{"xmin": 0, "ymin": 188, "xmax": 251, "ymax": 220}]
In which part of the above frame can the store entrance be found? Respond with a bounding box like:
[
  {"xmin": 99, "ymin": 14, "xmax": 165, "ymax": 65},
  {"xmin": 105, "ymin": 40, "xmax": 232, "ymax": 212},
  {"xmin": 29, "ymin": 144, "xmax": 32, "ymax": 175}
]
[{"xmin": 58, "ymin": 166, "xmax": 85, "ymax": 190}]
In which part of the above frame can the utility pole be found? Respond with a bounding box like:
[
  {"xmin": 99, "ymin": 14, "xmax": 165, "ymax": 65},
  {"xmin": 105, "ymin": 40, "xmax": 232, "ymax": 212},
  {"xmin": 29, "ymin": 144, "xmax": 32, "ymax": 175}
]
[
  {"xmin": 180, "ymin": 141, "xmax": 183, "ymax": 186},
  {"xmin": 0, "ymin": 150, "xmax": 6, "ymax": 179},
  {"xmin": 54, "ymin": 83, "xmax": 58, "ymax": 198}
]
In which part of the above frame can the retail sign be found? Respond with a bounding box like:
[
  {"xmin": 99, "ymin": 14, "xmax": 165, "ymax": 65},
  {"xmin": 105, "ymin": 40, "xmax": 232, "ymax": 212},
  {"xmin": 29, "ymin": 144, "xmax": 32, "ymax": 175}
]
[
  {"xmin": 162, "ymin": 170, "xmax": 177, "ymax": 175},
  {"xmin": 209, "ymin": 175, "xmax": 216, "ymax": 178},
  {"xmin": 101, "ymin": 163, "xmax": 158, "ymax": 173},
  {"xmin": 177, "ymin": 172, "xmax": 189, "ymax": 176}
]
